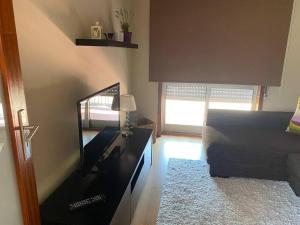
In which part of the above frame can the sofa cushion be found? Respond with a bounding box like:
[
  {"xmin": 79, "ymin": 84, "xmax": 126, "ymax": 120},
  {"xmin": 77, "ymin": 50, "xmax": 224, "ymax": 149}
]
[
  {"xmin": 206, "ymin": 110, "xmax": 293, "ymax": 130},
  {"xmin": 204, "ymin": 126, "xmax": 300, "ymax": 165},
  {"xmin": 287, "ymin": 98, "xmax": 300, "ymax": 135}
]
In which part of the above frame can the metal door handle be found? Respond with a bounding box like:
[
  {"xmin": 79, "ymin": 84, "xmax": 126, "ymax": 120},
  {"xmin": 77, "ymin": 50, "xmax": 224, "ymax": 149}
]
[
  {"xmin": 17, "ymin": 109, "xmax": 39, "ymax": 160},
  {"xmin": 24, "ymin": 125, "xmax": 39, "ymax": 142}
]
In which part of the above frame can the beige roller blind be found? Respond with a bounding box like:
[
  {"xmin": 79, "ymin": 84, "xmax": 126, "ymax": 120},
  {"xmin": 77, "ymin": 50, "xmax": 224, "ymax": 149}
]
[
  {"xmin": 150, "ymin": 0, "xmax": 293, "ymax": 86},
  {"xmin": 165, "ymin": 83, "xmax": 207, "ymax": 100},
  {"xmin": 209, "ymin": 87, "xmax": 254, "ymax": 103}
]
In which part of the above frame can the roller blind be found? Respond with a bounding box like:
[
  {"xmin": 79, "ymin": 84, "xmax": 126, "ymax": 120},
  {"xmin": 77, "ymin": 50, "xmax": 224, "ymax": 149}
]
[
  {"xmin": 165, "ymin": 83, "xmax": 255, "ymax": 103},
  {"xmin": 209, "ymin": 88, "xmax": 254, "ymax": 103},
  {"xmin": 150, "ymin": 0, "xmax": 293, "ymax": 86},
  {"xmin": 165, "ymin": 83, "xmax": 207, "ymax": 100}
]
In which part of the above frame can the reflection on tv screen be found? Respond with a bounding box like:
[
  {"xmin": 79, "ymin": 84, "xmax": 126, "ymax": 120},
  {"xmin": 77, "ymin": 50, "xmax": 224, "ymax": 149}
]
[{"xmin": 80, "ymin": 86, "xmax": 120, "ymax": 148}]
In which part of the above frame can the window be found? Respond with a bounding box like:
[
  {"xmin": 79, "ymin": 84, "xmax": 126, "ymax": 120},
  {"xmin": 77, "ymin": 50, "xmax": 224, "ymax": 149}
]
[
  {"xmin": 162, "ymin": 83, "xmax": 257, "ymax": 134},
  {"xmin": 164, "ymin": 83, "xmax": 206, "ymax": 127},
  {"xmin": 208, "ymin": 87, "xmax": 255, "ymax": 111},
  {"xmin": 165, "ymin": 99, "xmax": 205, "ymax": 126}
]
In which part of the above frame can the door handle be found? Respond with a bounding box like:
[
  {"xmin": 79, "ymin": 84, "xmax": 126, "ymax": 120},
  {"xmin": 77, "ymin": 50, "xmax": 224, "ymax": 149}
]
[
  {"xmin": 17, "ymin": 109, "xmax": 39, "ymax": 160},
  {"xmin": 25, "ymin": 125, "xmax": 39, "ymax": 142}
]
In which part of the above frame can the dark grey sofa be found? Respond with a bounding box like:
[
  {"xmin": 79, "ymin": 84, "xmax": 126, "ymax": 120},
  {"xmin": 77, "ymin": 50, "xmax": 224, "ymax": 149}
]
[{"xmin": 203, "ymin": 110, "xmax": 300, "ymax": 195}]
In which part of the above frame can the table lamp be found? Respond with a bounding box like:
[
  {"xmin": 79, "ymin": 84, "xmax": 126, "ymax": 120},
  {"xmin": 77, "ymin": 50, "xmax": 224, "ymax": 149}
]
[{"xmin": 120, "ymin": 94, "xmax": 136, "ymax": 136}]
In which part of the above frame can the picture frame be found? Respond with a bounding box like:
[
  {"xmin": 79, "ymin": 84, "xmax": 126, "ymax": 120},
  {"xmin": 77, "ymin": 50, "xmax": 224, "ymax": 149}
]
[{"xmin": 91, "ymin": 22, "xmax": 103, "ymax": 39}]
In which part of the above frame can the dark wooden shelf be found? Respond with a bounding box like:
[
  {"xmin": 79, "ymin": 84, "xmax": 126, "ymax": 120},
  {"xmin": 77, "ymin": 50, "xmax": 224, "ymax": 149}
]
[{"xmin": 76, "ymin": 39, "xmax": 138, "ymax": 49}]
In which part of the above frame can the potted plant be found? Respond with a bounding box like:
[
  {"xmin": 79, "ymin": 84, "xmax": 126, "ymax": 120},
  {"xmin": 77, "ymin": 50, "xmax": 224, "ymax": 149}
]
[{"xmin": 115, "ymin": 8, "xmax": 133, "ymax": 43}]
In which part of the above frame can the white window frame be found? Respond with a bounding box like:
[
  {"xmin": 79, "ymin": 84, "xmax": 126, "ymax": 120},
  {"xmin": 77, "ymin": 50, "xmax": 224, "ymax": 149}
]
[{"xmin": 162, "ymin": 83, "xmax": 258, "ymax": 135}]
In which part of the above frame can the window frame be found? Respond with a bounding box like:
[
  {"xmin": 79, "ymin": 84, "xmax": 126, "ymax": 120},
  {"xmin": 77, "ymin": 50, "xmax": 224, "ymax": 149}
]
[{"xmin": 162, "ymin": 83, "xmax": 259, "ymax": 135}]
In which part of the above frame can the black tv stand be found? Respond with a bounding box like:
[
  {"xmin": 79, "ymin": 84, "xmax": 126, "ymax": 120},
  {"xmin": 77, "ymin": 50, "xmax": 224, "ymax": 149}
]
[{"xmin": 40, "ymin": 128, "xmax": 153, "ymax": 225}]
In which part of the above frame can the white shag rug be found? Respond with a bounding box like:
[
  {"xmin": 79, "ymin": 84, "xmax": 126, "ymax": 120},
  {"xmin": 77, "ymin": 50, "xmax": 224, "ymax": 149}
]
[{"xmin": 157, "ymin": 159, "xmax": 300, "ymax": 225}]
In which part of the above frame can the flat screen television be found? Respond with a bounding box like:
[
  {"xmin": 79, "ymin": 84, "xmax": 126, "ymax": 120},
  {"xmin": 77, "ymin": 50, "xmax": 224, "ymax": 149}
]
[{"xmin": 77, "ymin": 83, "xmax": 120, "ymax": 174}]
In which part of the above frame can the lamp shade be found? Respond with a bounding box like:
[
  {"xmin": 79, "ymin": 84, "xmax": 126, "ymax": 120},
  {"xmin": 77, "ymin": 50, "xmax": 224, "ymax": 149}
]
[{"xmin": 120, "ymin": 94, "xmax": 137, "ymax": 112}]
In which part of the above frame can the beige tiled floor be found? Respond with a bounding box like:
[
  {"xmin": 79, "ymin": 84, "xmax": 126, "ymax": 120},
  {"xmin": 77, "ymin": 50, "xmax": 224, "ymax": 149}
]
[{"xmin": 131, "ymin": 135, "xmax": 204, "ymax": 225}]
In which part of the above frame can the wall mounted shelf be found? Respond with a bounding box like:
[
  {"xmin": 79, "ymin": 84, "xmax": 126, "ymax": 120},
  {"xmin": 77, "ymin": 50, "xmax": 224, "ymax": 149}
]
[{"xmin": 75, "ymin": 39, "xmax": 138, "ymax": 49}]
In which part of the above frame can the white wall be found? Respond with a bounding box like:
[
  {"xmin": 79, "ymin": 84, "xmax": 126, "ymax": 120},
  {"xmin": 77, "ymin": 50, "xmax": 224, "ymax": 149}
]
[
  {"xmin": 13, "ymin": 0, "xmax": 133, "ymax": 203},
  {"xmin": 264, "ymin": 0, "xmax": 300, "ymax": 111},
  {"xmin": 131, "ymin": 0, "xmax": 158, "ymax": 123},
  {"xmin": 0, "ymin": 75, "xmax": 23, "ymax": 225}
]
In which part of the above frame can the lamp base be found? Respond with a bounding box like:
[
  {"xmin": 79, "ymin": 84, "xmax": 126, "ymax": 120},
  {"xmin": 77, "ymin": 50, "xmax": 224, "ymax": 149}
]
[
  {"xmin": 122, "ymin": 112, "xmax": 133, "ymax": 137},
  {"xmin": 121, "ymin": 127, "xmax": 133, "ymax": 137}
]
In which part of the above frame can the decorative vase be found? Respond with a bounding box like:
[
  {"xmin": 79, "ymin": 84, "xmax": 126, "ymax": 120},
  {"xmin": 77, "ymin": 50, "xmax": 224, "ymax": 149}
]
[
  {"xmin": 123, "ymin": 32, "xmax": 132, "ymax": 43},
  {"xmin": 117, "ymin": 32, "xmax": 124, "ymax": 41}
]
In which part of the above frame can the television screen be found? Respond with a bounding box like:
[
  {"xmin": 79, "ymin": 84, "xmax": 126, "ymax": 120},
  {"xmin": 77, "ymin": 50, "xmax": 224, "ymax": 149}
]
[{"xmin": 77, "ymin": 83, "xmax": 120, "ymax": 173}]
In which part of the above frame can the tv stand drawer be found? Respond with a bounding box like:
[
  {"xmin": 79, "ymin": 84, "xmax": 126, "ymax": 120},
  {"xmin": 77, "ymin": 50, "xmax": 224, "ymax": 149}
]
[
  {"xmin": 130, "ymin": 137, "xmax": 152, "ymax": 218},
  {"xmin": 111, "ymin": 136, "xmax": 152, "ymax": 225},
  {"xmin": 110, "ymin": 186, "xmax": 131, "ymax": 225}
]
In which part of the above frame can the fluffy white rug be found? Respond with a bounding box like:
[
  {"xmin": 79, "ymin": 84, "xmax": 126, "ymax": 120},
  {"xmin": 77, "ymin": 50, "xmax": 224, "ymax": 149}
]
[{"xmin": 156, "ymin": 159, "xmax": 300, "ymax": 225}]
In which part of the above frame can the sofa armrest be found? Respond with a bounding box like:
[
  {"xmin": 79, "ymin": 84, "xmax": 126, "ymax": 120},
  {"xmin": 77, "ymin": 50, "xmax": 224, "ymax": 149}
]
[{"xmin": 206, "ymin": 109, "xmax": 293, "ymax": 130}]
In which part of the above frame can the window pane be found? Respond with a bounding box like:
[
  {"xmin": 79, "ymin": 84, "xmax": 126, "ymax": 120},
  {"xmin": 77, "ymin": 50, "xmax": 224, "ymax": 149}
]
[
  {"xmin": 210, "ymin": 87, "xmax": 254, "ymax": 103},
  {"xmin": 208, "ymin": 86, "xmax": 254, "ymax": 111},
  {"xmin": 209, "ymin": 102, "xmax": 252, "ymax": 111},
  {"xmin": 165, "ymin": 99, "xmax": 205, "ymax": 126}
]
